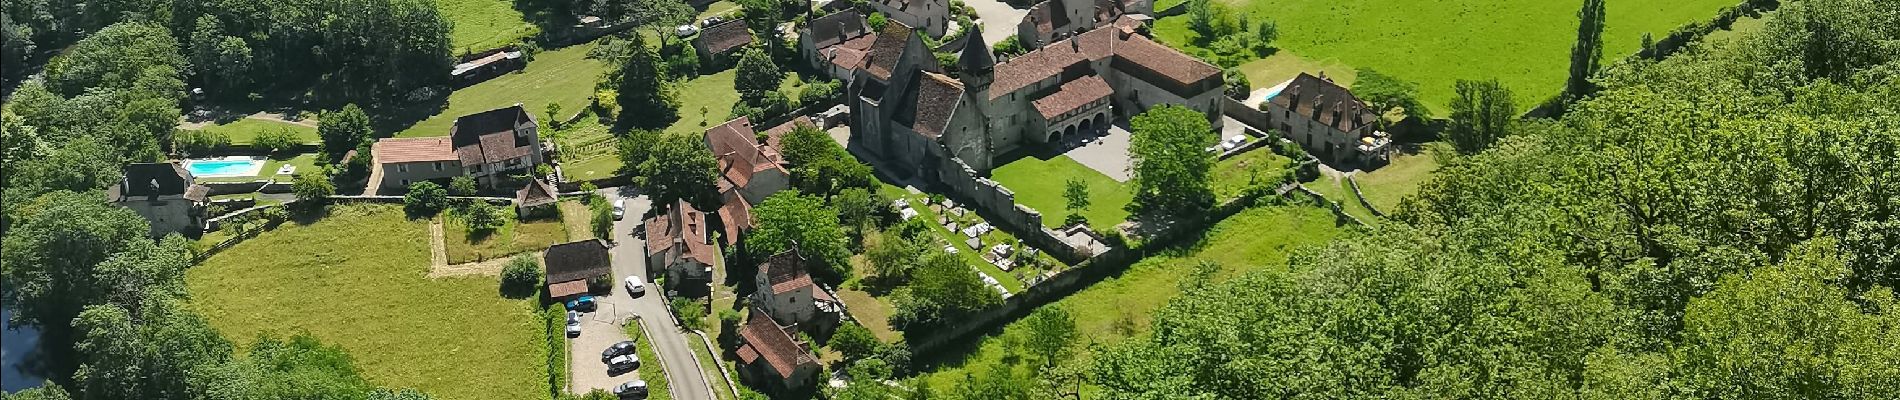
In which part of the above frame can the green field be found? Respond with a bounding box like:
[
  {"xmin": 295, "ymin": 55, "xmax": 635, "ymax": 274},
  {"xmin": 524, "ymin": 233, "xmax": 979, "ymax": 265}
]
[
  {"xmin": 1352, "ymin": 143, "xmax": 1446, "ymax": 212},
  {"xmin": 990, "ymin": 155, "xmax": 1133, "ymax": 231},
  {"xmin": 1153, "ymin": 0, "xmax": 1739, "ymax": 111},
  {"xmin": 194, "ymin": 153, "xmax": 322, "ymax": 183},
  {"xmin": 192, "ymin": 118, "xmax": 319, "ymax": 145},
  {"xmin": 188, "ymin": 205, "xmax": 548, "ymax": 400},
  {"xmin": 397, "ymin": 43, "xmax": 607, "ymax": 138},
  {"xmin": 920, "ymin": 205, "xmax": 1342, "ymax": 388},
  {"xmin": 439, "ymin": 0, "xmax": 539, "ymax": 53},
  {"xmin": 1212, "ymin": 149, "xmax": 1293, "ymax": 199},
  {"xmin": 444, "ymin": 213, "xmax": 572, "ymax": 264}
]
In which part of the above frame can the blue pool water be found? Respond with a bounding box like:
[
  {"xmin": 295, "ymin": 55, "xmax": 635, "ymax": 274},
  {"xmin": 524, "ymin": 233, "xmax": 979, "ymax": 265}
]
[{"xmin": 187, "ymin": 159, "xmax": 263, "ymax": 177}]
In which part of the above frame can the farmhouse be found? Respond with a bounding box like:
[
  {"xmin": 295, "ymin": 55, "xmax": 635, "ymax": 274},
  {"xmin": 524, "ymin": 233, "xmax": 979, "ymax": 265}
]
[
  {"xmin": 1264, "ymin": 73, "xmax": 1392, "ymax": 165},
  {"xmin": 868, "ymin": 0, "xmax": 949, "ymax": 38},
  {"xmin": 705, "ymin": 117, "xmax": 798, "ymax": 246},
  {"xmin": 696, "ymin": 20, "xmax": 756, "ymax": 68},
  {"xmin": 736, "ymin": 308, "xmax": 820, "ymax": 395},
  {"xmin": 645, "ymin": 200, "xmax": 717, "ymax": 294},
  {"xmin": 371, "ymin": 105, "xmax": 544, "ymax": 192},
  {"xmin": 849, "ymin": 19, "xmax": 1223, "ymax": 177},
  {"xmin": 1017, "ymin": 0, "xmax": 1153, "ymax": 49},
  {"xmin": 751, "ymin": 248, "xmax": 844, "ymax": 334},
  {"xmin": 109, "ymin": 162, "xmax": 210, "ymax": 236},
  {"xmin": 543, "ymin": 239, "xmax": 612, "ymax": 299},
  {"xmin": 799, "ymin": 10, "xmax": 877, "ymax": 79}
]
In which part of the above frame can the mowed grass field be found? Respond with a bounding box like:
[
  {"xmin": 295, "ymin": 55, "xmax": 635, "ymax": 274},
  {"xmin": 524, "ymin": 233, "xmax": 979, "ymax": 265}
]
[
  {"xmin": 1153, "ymin": 0, "xmax": 1739, "ymax": 111},
  {"xmin": 991, "ymin": 155, "xmax": 1133, "ymax": 231},
  {"xmin": 396, "ymin": 43, "xmax": 606, "ymax": 138},
  {"xmin": 191, "ymin": 117, "xmax": 319, "ymax": 145},
  {"xmin": 187, "ymin": 205, "xmax": 547, "ymax": 400},
  {"xmin": 439, "ymin": 0, "xmax": 539, "ymax": 53},
  {"xmin": 919, "ymin": 205, "xmax": 1343, "ymax": 388}
]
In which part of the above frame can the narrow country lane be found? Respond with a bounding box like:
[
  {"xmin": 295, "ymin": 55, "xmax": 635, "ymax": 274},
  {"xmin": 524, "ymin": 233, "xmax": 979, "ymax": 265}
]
[{"xmin": 600, "ymin": 189, "xmax": 716, "ymax": 400}]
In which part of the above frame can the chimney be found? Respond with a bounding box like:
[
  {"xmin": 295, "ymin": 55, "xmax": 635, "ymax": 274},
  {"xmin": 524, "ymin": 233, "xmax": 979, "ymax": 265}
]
[
  {"xmin": 1070, "ymin": 35, "xmax": 1080, "ymax": 52},
  {"xmin": 147, "ymin": 179, "xmax": 161, "ymax": 201}
]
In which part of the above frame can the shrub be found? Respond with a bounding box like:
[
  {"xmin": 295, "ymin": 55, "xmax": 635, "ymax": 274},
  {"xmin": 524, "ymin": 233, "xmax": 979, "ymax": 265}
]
[
  {"xmin": 591, "ymin": 201, "xmax": 613, "ymax": 240},
  {"xmin": 717, "ymin": 309, "xmax": 742, "ymax": 349},
  {"xmin": 291, "ymin": 171, "xmax": 335, "ymax": 205},
  {"xmin": 253, "ymin": 127, "xmax": 303, "ymax": 154},
  {"xmin": 449, "ymin": 176, "xmax": 477, "ymax": 196},
  {"xmin": 501, "ymin": 254, "xmax": 541, "ymax": 298},
  {"xmin": 829, "ymin": 323, "xmax": 883, "ymax": 361},
  {"xmin": 465, "ymin": 200, "xmax": 506, "ymax": 233},
  {"xmin": 671, "ymin": 298, "xmax": 707, "ymax": 331},
  {"xmin": 578, "ymin": 182, "xmax": 600, "ymax": 203},
  {"xmin": 799, "ymin": 79, "xmax": 841, "ymax": 107},
  {"xmin": 404, "ymin": 181, "xmax": 449, "ymax": 216},
  {"xmin": 175, "ymin": 129, "xmax": 232, "ymax": 157}
]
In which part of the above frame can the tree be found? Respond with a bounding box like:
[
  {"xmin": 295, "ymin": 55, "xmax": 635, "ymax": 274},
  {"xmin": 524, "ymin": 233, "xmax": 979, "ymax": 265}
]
[
  {"xmin": 734, "ymin": 46, "xmax": 783, "ymax": 104},
  {"xmin": 672, "ymin": 298, "xmax": 708, "ymax": 331},
  {"xmin": 188, "ymin": 15, "xmax": 253, "ymax": 97},
  {"xmin": 464, "ymin": 200, "xmax": 505, "ymax": 233},
  {"xmin": 893, "ymin": 251, "xmax": 1001, "ymax": 332},
  {"xmin": 1, "ymin": 191, "xmax": 152, "ymax": 377},
  {"xmin": 746, "ymin": 191, "xmax": 852, "ymax": 280},
  {"xmin": 42, "ymin": 22, "xmax": 184, "ymax": 98},
  {"xmin": 1126, "ymin": 105, "xmax": 1216, "ymax": 219},
  {"xmin": 637, "ymin": 134, "xmax": 718, "ymax": 209},
  {"xmin": 500, "ymin": 254, "xmax": 542, "ymax": 298},
  {"xmin": 1185, "ymin": 0, "xmax": 1237, "ymax": 42},
  {"xmin": 1253, "ymin": 19, "xmax": 1279, "ymax": 53},
  {"xmin": 449, "ymin": 175, "xmax": 478, "ymax": 196},
  {"xmin": 736, "ymin": 0, "xmax": 783, "ymax": 39},
  {"xmin": 318, "ymin": 104, "xmax": 372, "ymax": 160},
  {"xmin": 613, "ymin": 33, "xmax": 679, "ymax": 130},
  {"xmin": 252, "ymin": 127, "xmax": 302, "ymax": 155},
  {"xmin": 1446, "ymin": 79, "xmax": 1516, "ymax": 154},
  {"xmin": 403, "ymin": 181, "xmax": 448, "ymax": 217},
  {"xmin": 1567, "ymin": 0, "xmax": 1606, "ymax": 97},
  {"xmin": 617, "ymin": 128, "xmax": 663, "ymax": 177},
  {"xmin": 292, "ymin": 170, "xmax": 335, "ymax": 205},
  {"xmin": 1353, "ymin": 67, "xmax": 1428, "ymax": 122},
  {"xmin": 865, "ymin": 231, "xmax": 922, "ymax": 286},
  {"xmin": 1062, "ymin": 178, "xmax": 1091, "ymax": 226},
  {"xmin": 1222, "ymin": 68, "xmax": 1251, "ymax": 100},
  {"xmin": 835, "ymin": 187, "xmax": 877, "ymax": 238},
  {"xmin": 545, "ymin": 102, "xmax": 563, "ymax": 129},
  {"xmin": 1021, "ymin": 306, "xmax": 1077, "ymax": 368},
  {"xmin": 828, "ymin": 323, "xmax": 883, "ymax": 362}
]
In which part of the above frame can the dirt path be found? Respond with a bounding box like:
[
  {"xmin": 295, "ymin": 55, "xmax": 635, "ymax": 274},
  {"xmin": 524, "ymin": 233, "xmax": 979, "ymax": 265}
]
[
  {"xmin": 429, "ymin": 218, "xmax": 449, "ymax": 268},
  {"xmin": 428, "ymin": 253, "xmax": 534, "ymax": 278}
]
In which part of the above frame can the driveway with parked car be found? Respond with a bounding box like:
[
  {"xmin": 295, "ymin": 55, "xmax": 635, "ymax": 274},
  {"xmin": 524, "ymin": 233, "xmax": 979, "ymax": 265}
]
[{"xmin": 567, "ymin": 301, "xmax": 639, "ymax": 395}]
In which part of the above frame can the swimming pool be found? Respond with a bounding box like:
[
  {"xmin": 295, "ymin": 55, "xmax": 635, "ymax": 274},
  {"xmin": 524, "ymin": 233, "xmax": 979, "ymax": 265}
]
[{"xmin": 185, "ymin": 157, "xmax": 265, "ymax": 178}]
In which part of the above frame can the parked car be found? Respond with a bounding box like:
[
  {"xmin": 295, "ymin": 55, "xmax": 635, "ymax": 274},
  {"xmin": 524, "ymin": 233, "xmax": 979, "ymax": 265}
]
[
  {"xmin": 607, "ymin": 354, "xmax": 640, "ymax": 375},
  {"xmin": 600, "ymin": 340, "xmax": 637, "ymax": 363},
  {"xmin": 625, "ymin": 276, "xmax": 645, "ymax": 296},
  {"xmin": 613, "ymin": 380, "xmax": 649, "ymax": 399},
  {"xmin": 612, "ymin": 200, "xmax": 626, "ymax": 220},
  {"xmin": 566, "ymin": 295, "xmax": 597, "ymax": 312},
  {"xmin": 675, "ymin": 24, "xmax": 698, "ymax": 37},
  {"xmin": 700, "ymin": 16, "xmax": 723, "ymax": 27},
  {"xmin": 565, "ymin": 311, "xmax": 582, "ymax": 337}
]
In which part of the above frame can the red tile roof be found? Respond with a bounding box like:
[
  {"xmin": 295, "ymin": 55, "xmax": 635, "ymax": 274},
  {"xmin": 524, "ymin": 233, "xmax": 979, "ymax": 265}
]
[
  {"xmin": 716, "ymin": 188, "xmax": 753, "ymax": 246},
  {"xmin": 547, "ymin": 280, "xmax": 589, "ymax": 298},
  {"xmin": 737, "ymin": 308, "xmax": 815, "ymax": 379},
  {"xmin": 760, "ymin": 249, "xmax": 812, "ymax": 295},
  {"xmin": 705, "ymin": 118, "xmax": 788, "ymax": 190},
  {"xmin": 990, "ymin": 24, "xmax": 1219, "ymax": 100},
  {"xmin": 1032, "ymin": 75, "xmax": 1112, "ymax": 119},
  {"xmin": 373, "ymin": 137, "xmax": 458, "ymax": 164},
  {"xmin": 678, "ymin": 201, "xmax": 716, "ymax": 265}
]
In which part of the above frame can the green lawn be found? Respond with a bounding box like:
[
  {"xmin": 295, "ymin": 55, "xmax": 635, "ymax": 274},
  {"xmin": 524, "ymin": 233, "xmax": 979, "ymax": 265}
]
[
  {"xmin": 834, "ymin": 288, "xmax": 901, "ymax": 342},
  {"xmin": 1306, "ymin": 175, "xmax": 1379, "ymax": 224},
  {"xmin": 192, "ymin": 118, "xmax": 319, "ymax": 145},
  {"xmin": 397, "ymin": 43, "xmax": 607, "ymax": 138},
  {"xmin": 439, "ymin": 0, "xmax": 539, "ymax": 53},
  {"xmin": 194, "ymin": 153, "xmax": 322, "ymax": 183},
  {"xmin": 1234, "ymin": 50, "xmax": 1359, "ymax": 94},
  {"xmin": 920, "ymin": 205, "xmax": 1342, "ymax": 388},
  {"xmin": 1153, "ymin": 0, "xmax": 1739, "ymax": 111},
  {"xmin": 187, "ymin": 205, "xmax": 548, "ymax": 400},
  {"xmin": 554, "ymin": 117, "xmax": 624, "ymax": 180},
  {"xmin": 1352, "ymin": 143, "xmax": 1447, "ymax": 212},
  {"xmin": 990, "ymin": 155, "xmax": 1133, "ymax": 231},
  {"xmin": 698, "ymin": 1, "xmax": 742, "ymax": 20},
  {"xmin": 444, "ymin": 213, "xmax": 571, "ymax": 264},
  {"xmin": 1212, "ymin": 149, "xmax": 1293, "ymax": 200},
  {"xmin": 622, "ymin": 322, "xmax": 674, "ymax": 400},
  {"xmin": 666, "ymin": 70, "xmax": 743, "ymax": 135}
]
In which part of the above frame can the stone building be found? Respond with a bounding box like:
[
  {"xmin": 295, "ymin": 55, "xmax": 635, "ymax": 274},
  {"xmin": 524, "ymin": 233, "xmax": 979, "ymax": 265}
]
[
  {"xmin": 373, "ymin": 104, "xmax": 543, "ymax": 192},
  {"xmin": 705, "ymin": 117, "xmax": 795, "ymax": 247},
  {"xmin": 644, "ymin": 200, "xmax": 717, "ymax": 294},
  {"xmin": 849, "ymin": 19, "xmax": 1223, "ymax": 178},
  {"xmin": 515, "ymin": 178, "xmax": 558, "ymax": 218},
  {"xmin": 1264, "ymin": 73, "xmax": 1391, "ymax": 165},
  {"xmin": 799, "ymin": 10, "xmax": 877, "ymax": 79},
  {"xmin": 544, "ymin": 239, "xmax": 611, "ymax": 299},
  {"xmin": 750, "ymin": 248, "xmax": 843, "ymax": 334},
  {"xmin": 108, "ymin": 162, "xmax": 210, "ymax": 237},
  {"xmin": 736, "ymin": 308, "xmax": 820, "ymax": 395},
  {"xmin": 868, "ymin": 0, "xmax": 949, "ymax": 38},
  {"xmin": 695, "ymin": 20, "xmax": 755, "ymax": 68},
  {"xmin": 1017, "ymin": 0, "xmax": 1152, "ymax": 49}
]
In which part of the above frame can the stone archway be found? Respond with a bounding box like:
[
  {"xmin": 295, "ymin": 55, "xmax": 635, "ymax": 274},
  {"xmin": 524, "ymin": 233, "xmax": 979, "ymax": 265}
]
[
  {"xmin": 1094, "ymin": 113, "xmax": 1108, "ymax": 131},
  {"xmin": 1079, "ymin": 118, "xmax": 1093, "ymax": 135},
  {"xmin": 1064, "ymin": 125, "xmax": 1077, "ymax": 140}
]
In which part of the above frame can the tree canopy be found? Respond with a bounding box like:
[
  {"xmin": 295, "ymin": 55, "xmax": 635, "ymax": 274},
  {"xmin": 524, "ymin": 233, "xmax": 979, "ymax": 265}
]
[
  {"xmin": 746, "ymin": 191, "xmax": 852, "ymax": 281},
  {"xmin": 1126, "ymin": 105, "xmax": 1217, "ymax": 219}
]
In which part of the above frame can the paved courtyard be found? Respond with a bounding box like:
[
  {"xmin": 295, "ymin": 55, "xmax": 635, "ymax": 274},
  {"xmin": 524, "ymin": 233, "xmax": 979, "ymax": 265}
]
[
  {"xmin": 963, "ymin": 0, "xmax": 1028, "ymax": 45},
  {"xmin": 1062, "ymin": 121, "xmax": 1133, "ymax": 182}
]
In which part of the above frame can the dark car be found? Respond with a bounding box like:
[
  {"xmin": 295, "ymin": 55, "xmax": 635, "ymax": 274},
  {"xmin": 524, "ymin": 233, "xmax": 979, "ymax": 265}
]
[
  {"xmin": 607, "ymin": 354, "xmax": 640, "ymax": 376},
  {"xmin": 613, "ymin": 380, "xmax": 649, "ymax": 399},
  {"xmin": 566, "ymin": 295, "xmax": 597, "ymax": 312},
  {"xmin": 600, "ymin": 340, "xmax": 636, "ymax": 363}
]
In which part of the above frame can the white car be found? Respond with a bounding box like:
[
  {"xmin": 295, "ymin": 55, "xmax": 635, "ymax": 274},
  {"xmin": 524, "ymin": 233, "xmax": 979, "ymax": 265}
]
[
  {"xmin": 625, "ymin": 276, "xmax": 645, "ymax": 296},
  {"xmin": 675, "ymin": 24, "xmax": 699, "ymax": 37},
  {"xmin": 565, "ymin": 311, "xmax": 582, "ymax": 337},
  {"xmin": 612, "ymin": 200, "xmax": 626, "ymax": 220}
]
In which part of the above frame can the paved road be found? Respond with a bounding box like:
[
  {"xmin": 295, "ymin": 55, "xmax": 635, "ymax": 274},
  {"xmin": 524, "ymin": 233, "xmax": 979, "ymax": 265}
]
[
  {"xmin": 962, "ymin": 0, "xmax": 1028, "ymax": 45},
  {"xmin": 599, "ymin": 189, "xmax": 715, "ymax": 400}
]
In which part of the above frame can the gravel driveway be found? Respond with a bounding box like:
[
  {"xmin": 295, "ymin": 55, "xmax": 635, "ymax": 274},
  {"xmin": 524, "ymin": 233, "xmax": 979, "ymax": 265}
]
[{"xmin": 568, "ymin": 302, "xmax": 637, "ymax": 395}]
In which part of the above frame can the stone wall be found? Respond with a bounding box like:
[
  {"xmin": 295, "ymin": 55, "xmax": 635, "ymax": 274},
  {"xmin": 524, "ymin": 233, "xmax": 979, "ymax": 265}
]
[
  {"xmin": 930, "ymin": 155, "xmax": 1093, "ymax": 263},
  {"xmin": 205, "ymin": 180, "xmax": 270, "ymax": 196},
  {"xmin": 1221, "ymin": 96, "xmax": 1272, "ymax": 134}
]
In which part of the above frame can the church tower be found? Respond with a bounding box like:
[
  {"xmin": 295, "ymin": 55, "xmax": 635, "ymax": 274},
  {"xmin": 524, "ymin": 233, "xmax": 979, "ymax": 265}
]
[{"xmin": 957, "ymin": 24, "xmax": 996, "ymax": 93}]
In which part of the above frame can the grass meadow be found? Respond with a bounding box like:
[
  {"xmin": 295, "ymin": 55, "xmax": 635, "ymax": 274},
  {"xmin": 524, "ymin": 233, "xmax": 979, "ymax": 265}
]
[
  {"xmin": 191, "ymin": 118, "xmax": 319, "ymax": 145},
  {"xmin": 444, "ymin": 212, "xmax": 571, "ymax": 264},
  {"xmin": 1153, "ymin": 0, "xmax": 1739, "ymax": 111},
  {"xmin": 187, "ymin": 205, "xmax": 548, "ymax": 400},
  {"xmin": 439, "ymin": 0, "xmax": 539, "ymax": 53},
  {"xmin": 396, "ymin": 43, "xmax": 607, "ymax": 138},
  {"xmin": 918, "ymin": 205, "xmax": 1343, "ymax": 389},
  {"xmin": 990, "ymin": 155, "xmax": 1134, "ymax": 232}
]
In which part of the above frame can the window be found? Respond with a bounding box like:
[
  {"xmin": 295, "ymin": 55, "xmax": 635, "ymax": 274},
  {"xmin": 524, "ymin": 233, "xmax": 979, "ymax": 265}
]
[
  {"xmin": 397, "ymin": 164, "xmax": 408, "ymax": 173},
  {"xmin": 400, "ymin": 179, "xmax": 410, "ymax": 186},
  {"xmin": 433, "ymin": 162, "xmax": 442, "ymax": 171}
]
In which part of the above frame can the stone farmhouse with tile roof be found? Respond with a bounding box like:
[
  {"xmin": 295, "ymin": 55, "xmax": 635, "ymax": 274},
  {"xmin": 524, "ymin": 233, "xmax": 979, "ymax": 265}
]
[
  {"xmin": 848, "ymin": 19, "xmax": 1223, "ymax": 177},
  {"xmin": 704, "ymin": 117, "xmax": 796, "ymax": 247},
  {"xmin": 1265, "ymin": 72, "xmax": 1392, "ymax": 165},
  {"xmin": 750, "ymin": 248, "xmax": 843, "ymax": 331},
  {"xmin": 695, "ymin": 20, "xmax": 756, "ymax": 68},
  {"xmin": 371, "ymin": 104, "xmax": 543, "ymax": 192},
  {"xmin": 736, "ymin": 307, "xmax": 820, "ymax": 395},
  {"xmin": 109, "ymin": 162, "xmax": 210, "ymax": 236},
  {"xmin": 799, "ymin": 10, "xmax": 877, "ymax": 79},
  {"xmin": 1018, "ymin": 0, "xmax": 1153, "ymax": 49},
  {"xmin": 544, "ymin": 239, "xmax": 612, "ymax": 298},
  {"xmin": 644, "ymin": 199, "xmax": 717, "ymax": 294}
]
